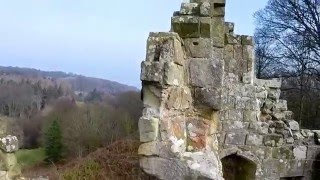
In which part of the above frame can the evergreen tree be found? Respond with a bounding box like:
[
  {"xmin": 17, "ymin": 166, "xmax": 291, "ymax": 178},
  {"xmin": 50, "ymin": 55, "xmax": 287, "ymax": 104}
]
[{"xmin": 45, "ymin": 119, "xmax": 63, "ymax": 163}]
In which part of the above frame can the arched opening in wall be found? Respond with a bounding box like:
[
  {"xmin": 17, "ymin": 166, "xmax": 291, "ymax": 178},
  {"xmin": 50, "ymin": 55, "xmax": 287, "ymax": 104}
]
[
  {"xmin": 221, "ymin": 154, "xmax": 257, "ymax": 180},
  {"xmin": 312, "ymin": 153, "xmax": 320, "ymax": 180}
]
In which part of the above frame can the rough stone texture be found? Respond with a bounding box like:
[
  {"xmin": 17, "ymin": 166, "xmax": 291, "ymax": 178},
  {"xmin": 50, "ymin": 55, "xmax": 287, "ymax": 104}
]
[
  {"xmin": 139, "ymin": 0, "xmax": 320, "ymax": 179},
  {"xmin": 0, "ymin": 136, "xmax": 18, "ymax": 153}
]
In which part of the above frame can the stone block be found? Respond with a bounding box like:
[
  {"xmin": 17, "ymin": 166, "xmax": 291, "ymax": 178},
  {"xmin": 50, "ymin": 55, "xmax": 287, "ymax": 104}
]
[
  {"xmin": 272, "ymin": 112, "xmax": 286, "ymax": 121},
  {"xmin": 211, "ymin": 17, "xmax": 225, "ymax": 47},
  {"xmin": 138, "ymin": 141, "xmax": 174, "ymax": 158},
  {"xmin": 226, "ymin": 109, "xmax": 243, "ymax": 121},
  {"xmin": 254, "ymin": 78, "xmax": 282, "ymax": 89},
  {"xmin": 264, "ymin": 134, "xmax": 284, "ymax": 147},
  {"xmin": 212, "ymin": 3, "xmax": 225, "ymax": 17},
  {"xmin": 139, "ymin": 117, "xmax": 159, "ymax": 142},
  {"xmin": 184, "ymin": 38, "xmax": 212, "ymax": 58},
  {"xmin": 199, "ymin": 2, "xmax": 211, "ymax": 16},
  {"xmin": 0, "ymin": 135, "xmax": 18, "ymax": 153},
  {"xmin": 249, "ymin": 122, "xmax": 269, "ymax": 134},
  {"xmin": 268, "ymin": 88, "xmax": 281, "ymax": 100},
  {"xmin": 142, "ymin": 85, "xmax": 161, "ymax": 109},
  {"xmin": 200, "ymin": 17, "xmax": 212, "ymax": 38},
  {"xmin": 225, "ymin": 34, "xmax": 241, "ymax": 45},
  {"xmin": 194, "ymin": 88, "xmax": 221, "ymax": 110},
  {"xmin": 172, "ymin": 16, "xmax": 200, "ymax": 38},
  {"xmin": 224, "ymin": 44, "xmax": 234, "ymax": 61},
  {"xmin": 141, "ymin": 61, "xmax": 163, "ymax": 83},
  {"xmin": 285, "ymin": 120, "xmax": 300, "ymax": 131},
  {"xmin": 164, "ymin": 62, "xmax": 184, "ymax": 85},
  {"xmin": 293, "ymin": 146, "xmax": 307, "ymax": 160},
  {"xmin": 242, "ymin": 72, "xmax": 254, "ymax": 84},
  {"xmin": 246, "ymin": 134, "xmax": 264, "ymax": 146},
  {"xmin": 222, "ymin": 120, "xmax": 248, "ymax": 132},
  {"xmin": 275, "ymin": 100, "xmax": 288, "ymax": 111},
  {"xmin": 180, "ymin": 3, "xmax": 199, "ymax": 15},
  {"xmin": 166, "ymin": 87, "xmax": 192, "ymax": 110},
  {"xmin": 189, "ymin": 58, "xmax": 223, "ymax": 88},
  {"xmin": 242, "ymin": 45, "xmax": 254, "ymax": 72},
  {"xmin": 241, "ymin": 35, "xmax": 254, "ymax": 45},
  {"xmin": 140, "ymin": 157, "xmax": 190, "ymax": 180},
  {"xmin": 243, "ymin": 110, "xmax": 257, "ymax": 122},
  {"xmin": 146, "ymin": 32, "xmax": 185, "ymax": 65},
  {"xmin": 224, "ymin": 133, "xmax": 247, "ymax": 145}
]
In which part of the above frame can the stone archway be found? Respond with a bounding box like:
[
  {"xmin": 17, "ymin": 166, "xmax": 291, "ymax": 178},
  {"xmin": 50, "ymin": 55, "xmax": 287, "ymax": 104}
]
[{"xmin": 221, "ymin": 154, "xmax": 257, "ymax": 180}]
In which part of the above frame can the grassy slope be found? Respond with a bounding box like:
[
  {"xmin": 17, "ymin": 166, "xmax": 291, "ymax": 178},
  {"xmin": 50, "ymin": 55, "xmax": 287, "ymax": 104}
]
[{"xmin": 15, "ymin": 148, "xmax": 46, "ymax": 169}]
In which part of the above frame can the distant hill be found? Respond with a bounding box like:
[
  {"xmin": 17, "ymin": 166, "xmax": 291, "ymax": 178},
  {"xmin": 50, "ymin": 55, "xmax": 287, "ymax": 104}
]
[{"xmin": 0, "ymin": 66, "xmax": 138, "ymax": 95}]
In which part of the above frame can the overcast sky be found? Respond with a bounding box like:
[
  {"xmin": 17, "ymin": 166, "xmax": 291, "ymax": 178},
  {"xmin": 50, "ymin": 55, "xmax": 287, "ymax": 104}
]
[{"xmin": 0, "ymin": 0, "xmax": 268, "ymax": 87}]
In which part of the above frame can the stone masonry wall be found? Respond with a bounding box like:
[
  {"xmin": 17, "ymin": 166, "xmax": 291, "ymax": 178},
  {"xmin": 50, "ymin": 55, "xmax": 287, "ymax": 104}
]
[{"xmin": 138, "ymin": 0, "xmax": 320, "ymax": 179}]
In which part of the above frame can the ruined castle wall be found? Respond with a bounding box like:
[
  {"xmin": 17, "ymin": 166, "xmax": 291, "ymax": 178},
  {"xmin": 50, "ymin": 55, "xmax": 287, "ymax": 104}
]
[{"xmin": 138, "ymin": 0, "xmax": 320, "ymax": 179}]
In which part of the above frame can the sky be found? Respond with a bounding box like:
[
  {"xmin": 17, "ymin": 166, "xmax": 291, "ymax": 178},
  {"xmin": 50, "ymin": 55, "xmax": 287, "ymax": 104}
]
[{"xmin": 0, "ymin": 0, "xmax": 268, "ymax": 87}]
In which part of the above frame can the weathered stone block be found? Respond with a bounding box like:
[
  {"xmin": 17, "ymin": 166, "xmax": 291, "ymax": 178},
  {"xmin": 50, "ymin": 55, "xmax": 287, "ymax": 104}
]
[
  {"xmin": 211, "ymin": 17, "xmax": 225, "ymax": 47},
  {"xmin": 242, "ymin": 45, "xmax": 254, "ymax": 72},
  {"xmin": 138, "ymin": 141, "xmax": 174, "ymax": 158},
  {"xmin": 225, "ymin": 133, "xmax": 247, "ymax": 145},
  {"xmin": 222, "ymin": 120, "xmax": 248, "ymax": 132},
  {"xmin": 226, "ymin": 109, "xmax": 243, "ymax": 121},
  {"xmin": 199, "ymin": 2, "xmax": 211, "ymax": 16},
  {"xmin": 225, "ymin": 34, "xmax": 241, "ymax": 45},
  {"xmin": 195, "ymin": 88, "xmax": 221, "ymax": 110},
  {"xmin": 275, "ymin": 100, "xmax": 288, "ymax": 111},
  {"xmin": 184, "ymin": 38, "xmax": 212, "ymax": 58},
  {"xmin": 166, "ymin": 87, "xmax": 192, "ymax": 110},
  {"xmin": 246, "ymin": 134, "xmax": 263, "ymax": 146},
  {"xmin": 293, "ymin": 146, "xmax": 307, "ymax": 160},
  {"xmin": 140, "ymin": 157, "xmax": 190, "ymax": 180},
  {"xmin": 268, "ymin": 88, "xmax": 281, "ymax": 100},
  {"xmin": 146, "ymin": 32, "xmax": 185, "ymax": 65},
  {"xmin": 141, "ymin": 61, "xmax": 163, "ymax": 83},
  {"xmin": 285, "ymin": 120, "xmax": 300, "ymax": 131},
  {"xmin": 273, "ymin": 112, "xmax": 286, "ymax": 121},
  {"xmin": 189, "ymin": 58, "xmax": 223, "ymax": 88},
  {"xmin": 142, "ymin": 85, "xmax": 161, "ymax": 109},
  {"xmin": 254, "ymin": 78, "xmax": 282, "ymax": 89},
  {"xmin": 264, "ymin": 134, "xmax": 284, "ymax": 147},
  {"xmin": 243, "ymin": 110, "xmax": 257, "ymax": 122},
  {"xmin": 164, "ymin": 62, "xmax": 184, "ymax": 85},
  {"xmin": 180, "ymin": 3, "xmax": 199, "ymax": 15},
  {"xmin": 0, "ymin": 136, "xmax": 18, "ymax": 153},
  {"xmin": 139, "ymin": 117, "xmax": 159, "ymax": 142},
  {"xmin": 249, "ymin": 122, "xmax": 269, "ymax": 134},
  {"xmin": 200, "ymin": 17, "xmax": 212, "ymax": 38},
  {"xmin": 242, "ymin": 72, "xmax": 254, "ymax": 84},
  {"xmin": 241, "ymin": 35, "xmax": 253, "ymax": 45},
  {"xmin": 212, "ymin": 3, "xmax": 225, "ymax": 17},
  {"xmin": 224, "ymin": 44, "xmax": 234, "ymax": 61},
  {"xmin": 172, "ymin": 16, "xmax": 200, "ymax": 38}
]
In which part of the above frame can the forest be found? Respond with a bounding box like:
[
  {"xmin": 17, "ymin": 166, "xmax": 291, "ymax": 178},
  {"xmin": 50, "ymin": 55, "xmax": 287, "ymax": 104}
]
[{"xmin": 0, "ymin": 69, "xmax": 146, "ymax": 179}]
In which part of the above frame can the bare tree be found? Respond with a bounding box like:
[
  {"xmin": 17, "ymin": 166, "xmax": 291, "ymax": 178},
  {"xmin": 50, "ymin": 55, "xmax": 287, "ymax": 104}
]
[{"xmin": 255, "ymin": 0, "xmax": 320, "ymax": 128}]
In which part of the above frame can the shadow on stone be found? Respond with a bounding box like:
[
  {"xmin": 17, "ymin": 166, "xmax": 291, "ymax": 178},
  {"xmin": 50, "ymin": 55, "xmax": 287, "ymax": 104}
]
[{"xmin": 221, "ymin": 154, "xmax": 256, "ymax": 180}]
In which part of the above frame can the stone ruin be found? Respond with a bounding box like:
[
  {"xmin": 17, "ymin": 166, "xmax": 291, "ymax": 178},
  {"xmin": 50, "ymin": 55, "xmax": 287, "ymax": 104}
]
[{"xmin": 138, "ymin": 0, "xmax": 320, "ymax": 179}]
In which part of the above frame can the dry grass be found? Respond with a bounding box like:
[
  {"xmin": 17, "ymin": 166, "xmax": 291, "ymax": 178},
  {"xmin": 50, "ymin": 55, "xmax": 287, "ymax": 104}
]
[{"xmin": 22, "ymin": 139, "xmax": 156, "ymax": 180}]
